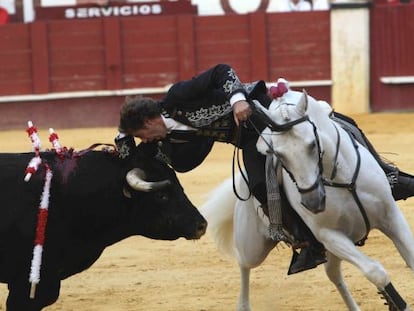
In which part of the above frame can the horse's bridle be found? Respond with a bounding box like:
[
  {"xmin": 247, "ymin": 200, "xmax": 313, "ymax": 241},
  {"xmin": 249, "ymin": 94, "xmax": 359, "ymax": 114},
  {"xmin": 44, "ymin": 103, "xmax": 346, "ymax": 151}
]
[
  {"xmin": 251, "ymin": 103, "xmax": 325, "ymax": 196},
  {"xmin": 251, "ymin": 102, "xmax": 370, "ymax": 245},
  {"xmin": 281, "ymin": 117, "xmax": 325, "ymax": 197}
]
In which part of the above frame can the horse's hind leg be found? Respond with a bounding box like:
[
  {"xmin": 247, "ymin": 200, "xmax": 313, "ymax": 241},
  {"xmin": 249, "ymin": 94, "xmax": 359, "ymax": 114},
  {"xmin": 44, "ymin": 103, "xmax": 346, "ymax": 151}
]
[
  {"xmin": 234, "ymin": 200, "xmax": 276, "ymax": 311},
  {"xmin": 379, "ymin": 205, "xmax": 414, "ymax": 270},
  {"xmin": 237, "ymin": 266, "xmax": 252, "ymax": 311},
  {"xmin": 324, "ymin": 251, "xmax": 360, "ymax": 311},
  {"xmin": 377, "ymin": 207, "xmax": 414, "ymax": 311},
  {"xmin": 320, "ymin": 229, "xmax": 410, "ymax": 311}
]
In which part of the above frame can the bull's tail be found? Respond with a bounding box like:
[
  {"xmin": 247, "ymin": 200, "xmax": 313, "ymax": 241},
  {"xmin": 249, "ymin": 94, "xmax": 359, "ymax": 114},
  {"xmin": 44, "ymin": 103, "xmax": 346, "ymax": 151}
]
[{"xmin": 201, "ymin": 174, "xmax": 243, "ymax": 258}]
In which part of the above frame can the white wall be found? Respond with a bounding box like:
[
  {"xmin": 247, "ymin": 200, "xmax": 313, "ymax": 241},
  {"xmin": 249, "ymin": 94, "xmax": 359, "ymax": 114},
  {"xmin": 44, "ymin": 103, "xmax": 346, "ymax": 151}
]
[
  {"xmin": 330, "ymin": 0, "xmax": 371, "ymax": 113},
  {"xmin": 192, "ymin": 0, "xmax": 329, "ymax": 15},
  {"xmin": 18, "ymin": 0, "xmax": 330, "ymax": 22},
  {"xmin": 0, "ymin": 0, "xmax": 15, "ymax": 13}
]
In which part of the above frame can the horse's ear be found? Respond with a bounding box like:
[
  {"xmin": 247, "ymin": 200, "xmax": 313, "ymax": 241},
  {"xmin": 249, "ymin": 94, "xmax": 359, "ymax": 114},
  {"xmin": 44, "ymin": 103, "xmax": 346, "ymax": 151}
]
[{"xmin": 296, "ymin": 89, "xmax": 308, "ymax": 114}]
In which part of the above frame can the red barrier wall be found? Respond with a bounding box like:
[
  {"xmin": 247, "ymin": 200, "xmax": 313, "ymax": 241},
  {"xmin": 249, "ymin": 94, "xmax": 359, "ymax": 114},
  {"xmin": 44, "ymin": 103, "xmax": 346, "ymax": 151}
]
[
  {"xmin": 370, "ymin": 4, "xmax": 414, "ymax": 111},
  {"xmin": 0, "ymin": 12, "xmax": 331, "ymax": 93},
  {"xmin": 0, "ymin": 23, "xmax": 32, "ymax": 95},
  {"xmin": 1, "ymin": 5, "xmax": 413, "ymax": 130},
  {"xmin": 0, "ymin": 11, "xmax": 331, "ymax": 129}
]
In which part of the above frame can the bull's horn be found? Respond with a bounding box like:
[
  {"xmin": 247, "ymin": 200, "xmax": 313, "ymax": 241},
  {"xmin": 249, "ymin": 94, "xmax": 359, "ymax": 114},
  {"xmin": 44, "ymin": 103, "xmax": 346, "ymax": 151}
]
[{"xmin": 126, "ymin": 168, "xmax": 171, "ymax": 192}]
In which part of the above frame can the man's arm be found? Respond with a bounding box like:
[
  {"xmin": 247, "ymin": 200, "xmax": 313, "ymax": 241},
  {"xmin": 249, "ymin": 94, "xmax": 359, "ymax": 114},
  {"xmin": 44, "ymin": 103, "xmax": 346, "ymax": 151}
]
[
  {"xmin": 166, "ymin": 63, "xmax": 246, "ymax": 100},
  {"xmin": 166, "ymin": 63, "xmax": 252, "ymax": 125}
]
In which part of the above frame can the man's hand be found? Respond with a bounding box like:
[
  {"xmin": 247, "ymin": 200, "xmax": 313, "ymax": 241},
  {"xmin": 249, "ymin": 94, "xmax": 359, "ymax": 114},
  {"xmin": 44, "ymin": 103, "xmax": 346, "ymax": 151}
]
[{"xmin": 233, "ymin": 100, "xmax": 252, "ymax": 126}]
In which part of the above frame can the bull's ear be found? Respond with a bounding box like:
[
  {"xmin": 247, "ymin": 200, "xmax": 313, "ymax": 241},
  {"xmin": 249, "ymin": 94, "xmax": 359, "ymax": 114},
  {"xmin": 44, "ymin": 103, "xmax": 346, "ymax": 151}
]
[{"xmin": 123, "ymin": 187, "xmax": 132, "ymax": 198}]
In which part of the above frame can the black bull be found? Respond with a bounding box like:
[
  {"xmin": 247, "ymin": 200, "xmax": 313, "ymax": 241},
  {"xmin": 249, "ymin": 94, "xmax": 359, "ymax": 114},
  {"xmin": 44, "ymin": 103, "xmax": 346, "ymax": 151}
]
[{"xmin": 0, "ymin": 146, "xmax": 207, "ymax": 310}]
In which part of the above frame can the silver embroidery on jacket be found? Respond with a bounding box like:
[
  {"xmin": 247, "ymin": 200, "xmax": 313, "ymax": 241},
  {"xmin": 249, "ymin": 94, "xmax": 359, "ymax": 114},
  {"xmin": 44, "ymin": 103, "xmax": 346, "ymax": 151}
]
[
  {"xmin": 155, "ymin": 148, "xmax": 172, "ymax": 166},
  {"xmin": 117, "ymin": 142, "xmax": 130, "ymax": 159},
  {"xmin": 223, "ymin": 69, "xmax": 243, "ymax": 95},
  {"xmin": 185, "ymin": 102, "xmax": 232, "ymax": 127},
  {"xmin": 184, "ymin": 68, "xmax": 242, "ymax": 127}
]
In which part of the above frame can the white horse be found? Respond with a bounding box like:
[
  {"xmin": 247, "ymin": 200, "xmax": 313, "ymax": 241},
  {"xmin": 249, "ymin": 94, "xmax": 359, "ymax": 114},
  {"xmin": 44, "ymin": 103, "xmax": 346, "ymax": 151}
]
[{"xmin": 201, "ymin": 90, "xmax": 414, "ymax": 311}]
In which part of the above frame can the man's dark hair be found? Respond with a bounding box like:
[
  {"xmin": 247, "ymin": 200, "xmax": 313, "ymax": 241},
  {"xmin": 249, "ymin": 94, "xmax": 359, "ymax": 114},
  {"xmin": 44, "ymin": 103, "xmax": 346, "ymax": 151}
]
[{"xmin": 119, "ymin": 96, "xmax": 161, "ymax": 132}]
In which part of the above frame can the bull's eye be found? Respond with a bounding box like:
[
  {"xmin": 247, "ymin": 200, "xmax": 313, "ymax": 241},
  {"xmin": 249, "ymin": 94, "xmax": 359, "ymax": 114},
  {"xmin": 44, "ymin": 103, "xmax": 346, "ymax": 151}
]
[{"xmin": 155, "ymin": 191, "xmax": 169, "ymax": 203}]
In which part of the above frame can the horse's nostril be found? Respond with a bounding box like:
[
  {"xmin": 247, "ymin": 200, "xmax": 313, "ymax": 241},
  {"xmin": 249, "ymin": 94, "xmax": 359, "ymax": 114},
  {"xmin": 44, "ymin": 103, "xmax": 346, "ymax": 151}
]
[{"xmin": 300, "ymin": 186, "xmax": 326, "ymax": 214}]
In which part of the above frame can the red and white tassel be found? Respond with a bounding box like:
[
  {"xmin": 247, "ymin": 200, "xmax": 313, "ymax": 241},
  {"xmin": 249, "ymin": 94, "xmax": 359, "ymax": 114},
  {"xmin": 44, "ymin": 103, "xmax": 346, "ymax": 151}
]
[
  {"xmin": 29, "ymin": 164, "xmax": 53, "ymax": 299},
  {"xmin": 24, "ymin": 157, "xmax": 42, "ymax": 182},
  {"xmin": 25, "ymin": 121, "xmax": 43, "ymax": 182},
  {"xmin": 26, "ymin": 121, "xmax": 41, "ymax": 155},
  {"xmin": 48, "ymin": 128, "xmax": 62, "ymax": 154}
]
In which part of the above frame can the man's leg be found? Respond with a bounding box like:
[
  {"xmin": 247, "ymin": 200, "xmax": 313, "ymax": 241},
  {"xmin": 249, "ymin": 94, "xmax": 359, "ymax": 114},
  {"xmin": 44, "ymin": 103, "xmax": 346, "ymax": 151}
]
[
  {"xmin": 333, "ymin": 112, "xmax": 414, "ymax": 201},
  {"xmin": 280, "ymin": 191, "xmax": 327, "ymax": 275},
  {"xmin": 242, "ymin": 140, "xmax": 326, "ymax": 274}
]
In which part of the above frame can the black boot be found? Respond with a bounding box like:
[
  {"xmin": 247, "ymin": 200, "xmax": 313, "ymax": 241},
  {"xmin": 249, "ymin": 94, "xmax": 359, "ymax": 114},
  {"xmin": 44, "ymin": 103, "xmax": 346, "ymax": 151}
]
[
  {"xmin": 279, "ymin": 192, "xmax": 327, "ymax": 274},
  {"xmin": 355, "ymin": 133, "xmax": 414, "ymax": 201},
  {"xmin": 287, "ymin": 245, "xmax": 327, "ymax": 275},
  {"xmin": 390, "ymin": 170, "xmax": 414, "ymax": 201}
]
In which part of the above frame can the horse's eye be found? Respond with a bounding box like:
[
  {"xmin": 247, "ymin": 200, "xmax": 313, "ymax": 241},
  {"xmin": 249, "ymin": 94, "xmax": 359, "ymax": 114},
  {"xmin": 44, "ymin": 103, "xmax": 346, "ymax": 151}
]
[{"xmin": 308, "ymin": 141, "xmax": 316, "ymax": 152}]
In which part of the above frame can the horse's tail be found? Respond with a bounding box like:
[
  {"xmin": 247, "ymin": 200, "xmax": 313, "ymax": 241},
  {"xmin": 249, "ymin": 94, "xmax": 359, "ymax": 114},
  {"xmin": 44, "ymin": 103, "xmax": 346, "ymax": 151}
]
[{"xmin": 200, "ymin": 174, "xmax": 242, "ymax": 258}]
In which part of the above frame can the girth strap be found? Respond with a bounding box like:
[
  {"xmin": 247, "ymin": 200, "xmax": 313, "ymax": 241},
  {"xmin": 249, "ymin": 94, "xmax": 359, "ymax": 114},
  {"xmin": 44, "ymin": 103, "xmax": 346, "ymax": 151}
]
[{"xmin": 323, "ymin": 132, "xmax": 370, "ymax": 246}]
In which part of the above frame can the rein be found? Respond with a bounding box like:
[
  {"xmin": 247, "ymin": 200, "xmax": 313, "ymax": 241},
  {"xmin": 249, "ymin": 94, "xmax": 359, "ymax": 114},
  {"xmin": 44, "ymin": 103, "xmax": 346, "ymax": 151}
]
[
  {"xmin": 231, "ymin": 125, "xmax": 252, "ymax": 201},
  {"xmin": 329, "ymin": 124, "xmax": 341, "ymax": 180}
]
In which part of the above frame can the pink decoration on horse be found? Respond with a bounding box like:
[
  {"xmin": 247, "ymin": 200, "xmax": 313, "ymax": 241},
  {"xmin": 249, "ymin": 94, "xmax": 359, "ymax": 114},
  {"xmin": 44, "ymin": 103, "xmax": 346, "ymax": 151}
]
[{"xmin": 268, "ymin": 78, "xmax": 289, "ymax": 99}]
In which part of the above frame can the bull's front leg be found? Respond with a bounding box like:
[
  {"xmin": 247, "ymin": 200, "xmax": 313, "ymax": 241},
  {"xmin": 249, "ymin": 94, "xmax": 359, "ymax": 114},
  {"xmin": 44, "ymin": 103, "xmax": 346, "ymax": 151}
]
[{"xmin": 6, "ymin": 275, "xmax": 61, "ymax": 311}]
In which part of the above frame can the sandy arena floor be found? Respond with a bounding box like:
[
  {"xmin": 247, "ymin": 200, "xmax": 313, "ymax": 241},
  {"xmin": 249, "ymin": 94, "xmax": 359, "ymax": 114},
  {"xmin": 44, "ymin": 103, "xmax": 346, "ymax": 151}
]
[{"xmin": 0, "ymin": 112, "xmax": 414, "ymax": 311}]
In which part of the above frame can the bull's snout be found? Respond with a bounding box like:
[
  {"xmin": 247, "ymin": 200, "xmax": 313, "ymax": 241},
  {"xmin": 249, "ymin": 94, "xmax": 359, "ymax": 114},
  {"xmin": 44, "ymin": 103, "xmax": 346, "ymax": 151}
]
[
  {"xmin": 186, "ymin": 217, "xmax": 207, "ymax": 240},
  {"xmin": 300, "ymin": 180, "xmax": 326, "ymax": 214},
  {"xmin": 194, "ymin": 219, "xmax": 208, "ymax": 239}
]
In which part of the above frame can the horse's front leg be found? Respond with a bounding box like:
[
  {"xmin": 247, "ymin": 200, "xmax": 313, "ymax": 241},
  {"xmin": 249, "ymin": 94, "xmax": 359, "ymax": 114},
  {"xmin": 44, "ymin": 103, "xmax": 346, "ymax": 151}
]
[
  {"xmin": 320, "ymin": 228, "xmax": 410, "ymax": 311},
  {"xmin": 324, "ymin": 251, "xmax": 360, "ymax": 311}
]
